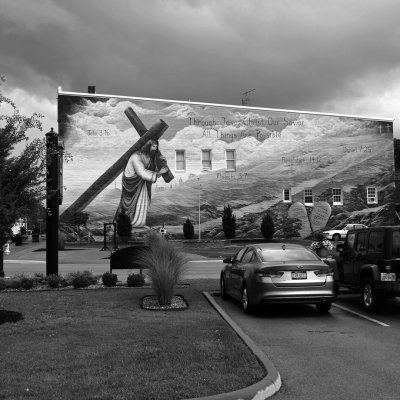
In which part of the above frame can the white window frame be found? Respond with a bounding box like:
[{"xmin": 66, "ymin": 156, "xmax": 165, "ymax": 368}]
[
  {"xmin": 332, "ymin": 188, "xmax": 343, "ymax": 205},
  {"xmin": 304, "ymin": 188, "xmax": 313, "ymax": 206},
  {"xmin": 225, "ymin": 149, "xmax": 236, "ymax": 171},
  {"xmin": 175, "ymin": 150, "xmax": 186, "ymax": 171},
  {"xmin": 283, "ymin": 188, "xmax": 292, "ymax": 203},
  {"xmin": 367, "ymin": 187, "xmax": 378, "ymax": 204},
  {"xmin": 201, "ymin": 149, "xmax": 212, "ymax": 171}
]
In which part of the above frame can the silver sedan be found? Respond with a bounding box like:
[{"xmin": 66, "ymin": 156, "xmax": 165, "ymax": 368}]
[{"xmin": 220, "ymin": 242, "xmax": 337, "ymax": 313}]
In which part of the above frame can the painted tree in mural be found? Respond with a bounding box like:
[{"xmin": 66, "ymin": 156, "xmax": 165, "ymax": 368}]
[
  {"xmin": 261, "ymin": 212, "xmax": 275, "ymax": 241},
  {"xmin": 222, "ymin": 204, "xmax": 236, "ymax": 239},
  {"xmin": 282, "ymin": 217, "xmax": 302, "ymax": 240},
  {"xmin": 0, "ymin": 74, "xmax": 45, "ymax": 276}
]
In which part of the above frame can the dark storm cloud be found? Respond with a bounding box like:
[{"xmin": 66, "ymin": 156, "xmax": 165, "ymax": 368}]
[{"xmin": 1, "ymin": 0, "xmax": 400, "ymax": 116}]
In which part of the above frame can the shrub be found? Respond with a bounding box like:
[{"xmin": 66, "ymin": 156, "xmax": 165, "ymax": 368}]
[
  {"xmin": 20, "ymin": 277, "xmax": 34, "ymax": 290},
  {"xmin": 46, "ymin": 274, "xmax": 62, "ymax": 288},
  {"xmin": 183, "ymin": 218, "xmax": 195, "ymax": 239},
  {"xmin": 102, "ymin": 272, "xmax": 118, "ymax": 287},
  {"xmin": 68, "ymin": 270, "xmax": 98, "ymax": 289},
  {"xmin": 222, "ymin": 204, "xmax": 236, "ymax": 239},
  {"xmin": 33, "ymin": 273, "xmax": 46, "ymax": 285},
  {"xmin": 0, "ymin": 278, "xmax": 6, "ymax": 291},
  {"xmin": 9, "ymin": 277, "xmax": 22, "ymax": 289},
  {"xmin": 135, "ymin": 231, "xmax": 187, "ymax": 306},
  {"xmin": 261, "ymin": 212, "xmax": 275, "ymax": 241},
  {"xmin": 126, "ymin": 273, "xmax": 145, "ymax": 287}
]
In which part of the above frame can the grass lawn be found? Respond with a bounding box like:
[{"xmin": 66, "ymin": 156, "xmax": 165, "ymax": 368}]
[{"xmin": 0, "ymin": 279, "xmax": 265, "ymax": 400}]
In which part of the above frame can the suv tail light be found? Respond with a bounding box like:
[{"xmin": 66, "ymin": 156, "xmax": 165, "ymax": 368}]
[{"xmin": 314, "ymin": 268, "xmax": 334, "ymax": 277}]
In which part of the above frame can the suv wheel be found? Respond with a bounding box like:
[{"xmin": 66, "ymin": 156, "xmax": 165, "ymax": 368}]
[
  {"xmin": 241, "ymin": 285, "xmax": 253, "ymax": 314},
  {"xmin": 220, "ymin": 277, "xmax": 228, "ymax": 300},
  {"xmin": 316, "ymin": 302, "xmax": 332, "ymax": 313},
  {"xmin": 332, "ymin": 233, "xmax": 341, "ymax": 241},
  {"xmin": 361, "ymin": 277, "xmax": 382, "ymax": 313}
]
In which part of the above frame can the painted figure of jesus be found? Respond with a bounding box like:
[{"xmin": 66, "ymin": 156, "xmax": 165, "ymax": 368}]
[{"xmin": 115, "ymin": 139, "xmax": 168, "ymax": 227}]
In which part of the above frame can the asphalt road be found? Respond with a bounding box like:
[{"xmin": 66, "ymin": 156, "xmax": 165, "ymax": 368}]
[{"xmin": 213, "ymin": 293, "xmax": 400, "ymax": 400}]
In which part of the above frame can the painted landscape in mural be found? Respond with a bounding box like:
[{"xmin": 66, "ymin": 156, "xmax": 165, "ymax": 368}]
[{"xmin": 58, "ymin": 92, "xmax": 395, "ymax": 240}]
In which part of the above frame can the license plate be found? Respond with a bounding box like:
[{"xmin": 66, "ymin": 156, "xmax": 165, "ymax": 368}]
[
  {"xmin": 292, "ymin": 271, "xmax": 307, "ymax": 279},
  {"xmin": 381, "ymin": 273, "xmax": 396, "ymax": 281}
]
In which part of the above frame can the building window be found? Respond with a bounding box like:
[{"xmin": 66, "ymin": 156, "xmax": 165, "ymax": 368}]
[
  {"xmin": 283, "ymin": 188, "xmax": 292, "ymax": 203},
  {"xmin": 304, "ymin": 189, "xmax": 313, "ymax": 205},
  {"xmin": 332, "ymin": 188, "xmax": 342, "ymax": 205},
  {"xmin": 367, "ymin": 187, "xmax": 378, "ymax": 204},
  {"xmin": 202, "ymin": 149, "xmax": 212, "ymax": 170},
  {"xmin": 226, "ymin": 149, "xmax": 236, "ymax": 171},
  {"xmin": 175, "ymin": 150, "xmax": 185, "ymax": 171}
]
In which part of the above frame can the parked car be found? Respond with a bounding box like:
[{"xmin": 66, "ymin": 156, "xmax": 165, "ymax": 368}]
[
  {"xmin": 220, "ymin": 243, "xmax": 336, "ymax": 313},
  {"xmin": 335, "ymin": 226, "xmax": 400, "ymax": 313},
  {"xmin": 323, "ymin": 223, "xmax": 368, "ymax": 241}
]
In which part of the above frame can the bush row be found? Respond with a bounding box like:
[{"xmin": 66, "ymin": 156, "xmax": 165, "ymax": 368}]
[{"xmin": 0, "ymin": 271, "xmax": 145, "ymax": 291}]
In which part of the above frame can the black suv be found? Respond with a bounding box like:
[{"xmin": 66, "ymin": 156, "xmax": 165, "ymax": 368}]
[{"xmin": 335, "ymin": 226, "xmax": 400, "ymax": 313}]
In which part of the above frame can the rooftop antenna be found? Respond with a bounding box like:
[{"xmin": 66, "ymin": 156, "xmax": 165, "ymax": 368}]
[{"xmin": 242, "ymin": 89, "xmax": 255, "ymax": 106}]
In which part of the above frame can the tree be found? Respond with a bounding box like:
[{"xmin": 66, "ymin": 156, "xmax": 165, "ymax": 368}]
[
  {"xmin": 222, "ymin": 204, "xmax": 236, "ymax": 239},
  {"xmin": 183, "ymin": 218, "xmax": 195, "ymax": 239},
  {"xmin": 282, "ymin": 217, "xmax": 302, "ymax": 240},
  {"xmin": 0, "ymin": 75, "xmax": 45, "ymax": 276},
  {"xmin": 261, "ymin": 212, "xmax": 275, "ymax": 241}
]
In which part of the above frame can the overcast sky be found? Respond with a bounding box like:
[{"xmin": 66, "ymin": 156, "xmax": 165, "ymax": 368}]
[{"xmin": 1, "ymin": 0, "xmax": 400, "ymax": 139}]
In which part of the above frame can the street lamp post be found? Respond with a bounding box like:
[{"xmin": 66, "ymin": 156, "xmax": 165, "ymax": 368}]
[{"xmin": 198, "ymin": 179, "xmax": 201, "ymax": 242}]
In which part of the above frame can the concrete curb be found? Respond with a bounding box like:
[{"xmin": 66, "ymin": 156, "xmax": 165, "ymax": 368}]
[{"xmin": 184, "ymin": 292, "xmax": 281, "ymax": 400}]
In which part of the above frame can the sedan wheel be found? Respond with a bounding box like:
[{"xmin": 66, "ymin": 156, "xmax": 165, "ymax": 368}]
[
  {"xmin": 220, "ymin": 277, "xmax": 228, "ymax": 300},
  {"xmin": 332, "ymin": 233, "xmax": 341, "ymax": 242},
  {"xmin": 316, "ymin": 302, "xmax": 332, "ymax": 313},
  {"xmin": 361, "ymin": 277, "xmax": 382, "ymax": 313},
  {"xmin": 241, "ymin": 286, "xmax": 253, "ymax": 313}
]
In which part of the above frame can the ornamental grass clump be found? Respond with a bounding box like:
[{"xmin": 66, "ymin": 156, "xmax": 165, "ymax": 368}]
[{"xmin": 137, "ymin": 230, "xmax": 187, "ymax": 306}]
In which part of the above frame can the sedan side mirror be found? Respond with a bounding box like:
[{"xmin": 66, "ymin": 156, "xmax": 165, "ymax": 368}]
[{"xmin": 223, "ymin": 257, "xmax": 233, "ymax": 264}]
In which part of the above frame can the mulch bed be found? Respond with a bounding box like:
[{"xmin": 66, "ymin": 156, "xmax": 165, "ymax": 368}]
[{"xmin": 141, "ymin": 294, "xmax": 188, "ymax": 310}]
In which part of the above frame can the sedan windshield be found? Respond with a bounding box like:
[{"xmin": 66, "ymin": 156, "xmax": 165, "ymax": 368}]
[{"xmin": 260, "ymin": 248, "xmax": 320, "ymax": 262}]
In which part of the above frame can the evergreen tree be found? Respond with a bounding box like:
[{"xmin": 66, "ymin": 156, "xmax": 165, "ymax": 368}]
[
  {"xmin": 222, "ymin": 204, "xmax": 236, "ymax": 239},
  {"xmin": 261, "ymin": 212, "xmax": 275, "ymax": 241},
  {"xmin": 282, "ymin": 217, "xmax": 302, "ymax": 240},
  {"xmin": 1, "ymin": 75, "xmax": 45, "ymax": 276},
  {"xmin": 183, "ymin": 218, "xmax": 195, "ymax": 239}
]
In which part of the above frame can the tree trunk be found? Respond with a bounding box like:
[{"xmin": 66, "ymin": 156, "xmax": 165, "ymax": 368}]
[{"xmin": 0, "ymin": 249, "xmax": 4, "ymax": 278}]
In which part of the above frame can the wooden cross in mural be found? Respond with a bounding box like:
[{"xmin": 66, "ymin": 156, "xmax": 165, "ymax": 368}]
[{"xmin": 60, "ymin": 107, "xmax": 173, "ymax": 218}]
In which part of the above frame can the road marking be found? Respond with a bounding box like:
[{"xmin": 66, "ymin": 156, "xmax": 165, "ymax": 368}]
[
  {"xmin": 5, "ymin": 260, "xmax": 46, "ymax": 264},
  {"xmin": 187, "ymin": 259, "xmax": 223, "ymax": 263},
  {"xmin": 333, "ymin": 303, "xmax": 390, "ymax": 327}
]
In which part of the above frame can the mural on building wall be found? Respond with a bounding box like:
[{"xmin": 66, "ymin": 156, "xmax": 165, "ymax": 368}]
[{"xmin": 58, "ymin": 93, "xmax": 395, "ymax": 240}]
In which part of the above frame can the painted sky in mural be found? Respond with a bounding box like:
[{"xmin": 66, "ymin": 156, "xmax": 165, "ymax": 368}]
[{"xmin": 58, "ymin": 93, "xmax": 394, "ymax": 235}]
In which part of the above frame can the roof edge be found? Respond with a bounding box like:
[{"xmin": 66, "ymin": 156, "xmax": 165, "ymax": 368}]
[{"xmin": 57, "ymin": 88, "xmax": 395, "ymax": 122}]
